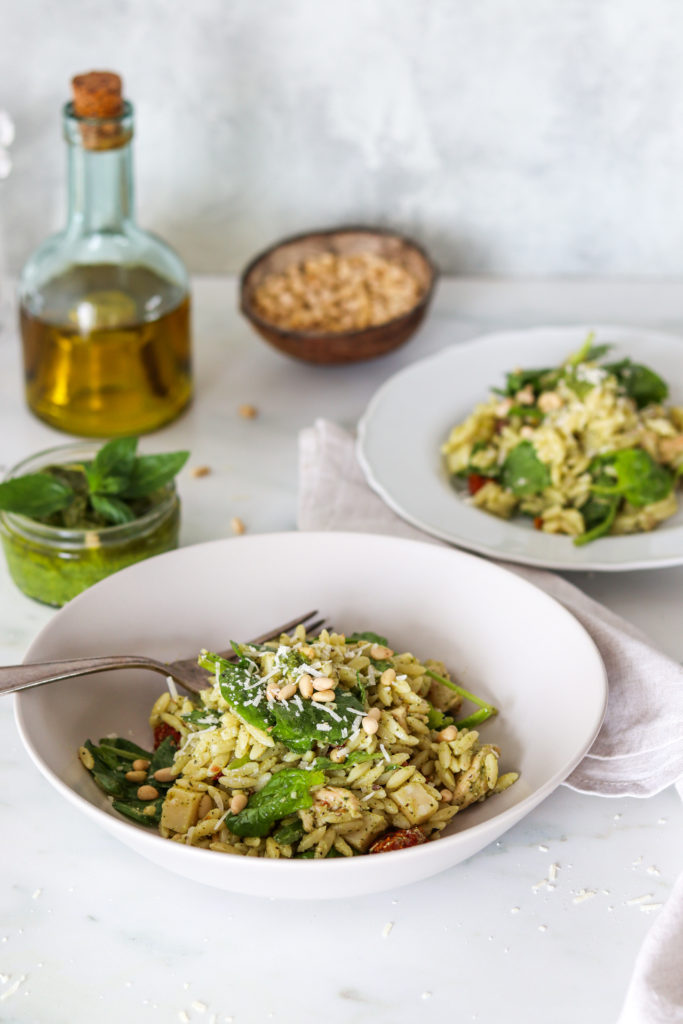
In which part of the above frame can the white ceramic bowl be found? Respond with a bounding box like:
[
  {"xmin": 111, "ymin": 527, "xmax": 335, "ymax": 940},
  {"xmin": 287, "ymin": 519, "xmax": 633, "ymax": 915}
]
[{"xmin": 16, "ymin": 532, "xmax": 607, "ymax": 899}]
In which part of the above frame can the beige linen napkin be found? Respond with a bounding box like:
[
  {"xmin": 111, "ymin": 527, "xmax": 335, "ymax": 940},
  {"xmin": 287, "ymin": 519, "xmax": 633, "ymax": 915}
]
[{"xmin": 299, "ymin": 418, "xmax": 683, "ymax": 1024}]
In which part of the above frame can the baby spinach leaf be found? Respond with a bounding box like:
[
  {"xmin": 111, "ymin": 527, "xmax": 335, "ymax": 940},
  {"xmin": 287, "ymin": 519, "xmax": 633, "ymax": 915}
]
[
  {"xmin": 500, "ymin": 366, "xmax": 560, "ymax": 398},
  {"xmin": 345, "ymin": 631, "xmax": 389, "ymax": 647},
  {"xmin": 149, "ymin": 737, "xmax": 177, "ymax": 775},
  {"xmin": 501, "ymin": 441, "xmax": 551, "ymax": 496},
  {"xmin": 296, "ymin": 847, "xmax": 346, "ymax": 858},
  {"xmin": 354, "ymin": 671, "xmax": 367, "ymax": 706},
  {"xmin": 507, "ymin": 404, "xmax": 543, "ymax": 423},
  {"xmin": 311, "ymin": 751, "xmax": 383, "ymax": 771},
  {"xmin": 427, "ymin": 706, "xmax": 455, "ymax": 730},
  {"xmin": 225, "ymin": 768, "xmax": 325, "ymax": 837},
  {"xmin": 371, "ymin": 659, "xmax": 393, "ymax": 672},
  {"xmin": 226, "ymin": 754, "xmax": 251, "ymax": 770},
  {"xmin": 181, "ymin": 707, "xmax": 224, "ymax": 730},
  {"xmin": 604, "ymin": 359, "xmax": 668, "ymax": 409},
  {"xmin": 272, "ymin": 818, "xmax": 305, "ymax": 845},
  {"xmin": 565, "ymin": 333, "xmax": 611, "ymax": 366},
  {"xmin": 589, "ymin": 449, "xmax": 673, "ymax": 508},
  {"xmin": 563, "ymin": 372, "xmax": 594, "ymax": 401},
  {"xmin": 272, "ymin": 689, "xmax": 365, "ymax": 753},
  {"xmin": 199, "ymin": 651, "xmax": 274, "ymax": 735},
  {"xmin": 0, "ymin": 473, "xmax": 75, "ymax": 519},
  {"xmin": 574, "ymin": 494, "xmax": 619, "ymax": 546},
  {"xmin": 120, "ymin": 451, "xmax": 189, "ymax": 499},
  {"xmin": 97, "ymin": 736, "xmax": 151, "ymax": 761},
  {"xmin": 112, "ymin": 796, "xmax": 164, "ymax": 826}
]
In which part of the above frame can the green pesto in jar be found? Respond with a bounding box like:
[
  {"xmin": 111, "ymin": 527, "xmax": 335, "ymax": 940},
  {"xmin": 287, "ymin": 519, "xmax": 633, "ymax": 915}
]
[
  {"xmin": 0, "ymin": 440, "xmax": 186, "ymax": 607},
  {"xmin": 0, "ymin": 487, "xmax": 180, "ymax": 608}
]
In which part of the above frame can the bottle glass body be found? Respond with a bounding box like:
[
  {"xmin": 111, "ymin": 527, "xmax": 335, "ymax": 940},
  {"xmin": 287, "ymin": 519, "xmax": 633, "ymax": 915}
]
[{"xmin": 18, "ymin": 101, "xmax": 192, "ymax": 437}]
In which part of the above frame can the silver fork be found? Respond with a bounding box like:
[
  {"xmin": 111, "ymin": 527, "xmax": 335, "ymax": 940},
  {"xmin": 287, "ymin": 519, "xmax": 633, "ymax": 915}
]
[{"xmin": 0, "ymin": 610, "xmax": 326, "ymax": 697}]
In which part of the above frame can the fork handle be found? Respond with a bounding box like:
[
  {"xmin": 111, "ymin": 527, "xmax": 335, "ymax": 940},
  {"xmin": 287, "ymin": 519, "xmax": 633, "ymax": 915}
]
[{"xmin": 0, "ymin": 655, "xmax": 165, "ymax": 696}]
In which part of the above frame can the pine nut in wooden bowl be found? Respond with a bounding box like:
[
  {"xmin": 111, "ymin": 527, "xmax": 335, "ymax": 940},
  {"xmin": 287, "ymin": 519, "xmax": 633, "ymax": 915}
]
[{"xmin": 239, "ymin": 227, "xmax": 438, "ymax": 365}]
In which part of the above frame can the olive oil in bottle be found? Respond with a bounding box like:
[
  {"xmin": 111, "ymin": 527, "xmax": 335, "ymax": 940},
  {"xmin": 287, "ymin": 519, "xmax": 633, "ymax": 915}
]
[{"xmin": 19, "ymin": 71, "xmax": 192, "ymax": 436}]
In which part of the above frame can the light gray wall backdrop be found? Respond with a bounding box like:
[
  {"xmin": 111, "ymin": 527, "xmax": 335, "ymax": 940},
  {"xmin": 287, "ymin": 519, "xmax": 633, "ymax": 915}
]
[{"xmin": 2, "ymin": 0, "xmax": 683, "ymax": 276}]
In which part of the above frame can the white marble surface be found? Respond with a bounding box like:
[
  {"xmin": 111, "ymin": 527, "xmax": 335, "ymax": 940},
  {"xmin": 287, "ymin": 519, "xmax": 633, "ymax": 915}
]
[
  {"xmin": 5, "ymin": 1, "xmax": 683, "ymax": 276},
  {"xmin": 0, "ymin": 277, "xmax": 682, "ymax": 1023}
]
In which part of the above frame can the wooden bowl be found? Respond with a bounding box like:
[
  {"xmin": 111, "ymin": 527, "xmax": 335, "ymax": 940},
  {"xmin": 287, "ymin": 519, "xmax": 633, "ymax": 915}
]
[{"xmin": 239, "ymin": 226, "xmax": 438, "ymax": 365}]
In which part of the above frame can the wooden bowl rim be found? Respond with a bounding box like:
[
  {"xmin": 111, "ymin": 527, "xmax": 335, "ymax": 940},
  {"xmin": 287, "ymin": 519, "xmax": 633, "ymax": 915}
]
[{"xmin": 238, "ymin": 224, "xmax": 439, "ymax": 343}]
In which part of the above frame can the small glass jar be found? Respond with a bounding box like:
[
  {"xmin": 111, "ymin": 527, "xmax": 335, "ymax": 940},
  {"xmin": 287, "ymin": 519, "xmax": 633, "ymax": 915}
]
[{"xmin": 0, "ymin": 442, "xmax": 180, "ymax": 607}]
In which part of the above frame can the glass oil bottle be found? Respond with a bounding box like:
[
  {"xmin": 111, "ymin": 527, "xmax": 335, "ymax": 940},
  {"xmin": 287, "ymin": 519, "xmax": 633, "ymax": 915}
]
[{"xmin": 19, "ymin": 72, "xmax": 192, "ymax": 436}]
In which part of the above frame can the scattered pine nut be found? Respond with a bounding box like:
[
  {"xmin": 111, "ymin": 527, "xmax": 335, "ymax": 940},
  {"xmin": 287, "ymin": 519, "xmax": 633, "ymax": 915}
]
[
  {"xmin": 437, "ymin": 725, "xmax": 458, "ymax": 742},
  {"xmin": 198, "ymin": 794, "xmax": 213, "ymax": 819},
  {"xmin": 78, "ymin": 746, "xmax": 94, "ymax": 770},
  {"xmin": 312, "ymin": 676, "xmax": 336, "ymax": 691},
  {"xmin": 132, "ymin": 758, "xmax": 150, "ymax": 772},
  {"xmin": 191, "ymin": 465, "xmax": 211, "ymax": 478},
  {"xmin": 238, "ymin": 403, "xmax": 258, "ymax": 419},
  {"xmin": 367, "ymin": 707, "xmax": 381, "ymax": 721},
  {"xmin": 231, "ymin": 516, "xmax": 246, "ymax": 535},
  {"xmin": 362, "ymin": 715, "xmax": 379, "ymax": 735},
  {"xmin": 125, "ymin": 770, "xmax": 147, "ymax": 783},
  {"xmin": 370, "ymin": 644, "xmax": 394, "ymax": 659},
  {"xmin": 153, "ymin": 766, "xmax": 175, "ymax": 783},
  {"xmin": 312, "ymin": 689, "xmax": 336, "ymax": 702},
  {"xmin": 278, "ymin": 681, "xmax": 298, "ymax": 701},
  {"xmin": 230, "ymin": 792, "xmax": 248, "ymax": 814},
  {"xmin": 380, "ymin": 668, "xmax": 396, "ymax": 685},
  {"xmin": 299, "ymin": 674, "xmax": 314, "ymax": 698},
  {"xmin": 440, "ymin": 789, "xmax": 453, "ymax": 802},
  {"xmin": 137, "ymin": 785, "xmax": 159, "ymax": 801},
  {"xmin": 329, "ymin": 748, "xmax": 347, "ymax": 763}
]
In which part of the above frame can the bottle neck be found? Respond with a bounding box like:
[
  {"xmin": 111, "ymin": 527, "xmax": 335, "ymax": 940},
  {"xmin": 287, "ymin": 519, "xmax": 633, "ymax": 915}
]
[{"xmin": 64, "ymin": 102, "xmax": 135, "ymax": 233}]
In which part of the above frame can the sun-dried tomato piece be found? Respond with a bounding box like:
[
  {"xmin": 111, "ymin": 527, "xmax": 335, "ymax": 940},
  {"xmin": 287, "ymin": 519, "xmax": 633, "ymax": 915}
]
[
  {"xmin": 153, "ymin": 723, "xmax": 181, "ymax": 749},
  {"xmin": 369, "ymin": 827, "xmax": 427, "ymax": 854},
  {"xmin": 467, "ymin": 473, "xmax": 489, "ymax": 495},
  {"xmin": 533, "ymin": 516, "xmax": 544, "ymax": 530}
]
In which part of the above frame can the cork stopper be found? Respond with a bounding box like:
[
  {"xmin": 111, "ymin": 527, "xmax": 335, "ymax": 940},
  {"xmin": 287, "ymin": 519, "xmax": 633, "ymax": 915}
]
[{"xmin": 70, "ymin": 71, "xmax": 128, "ymax": 150}]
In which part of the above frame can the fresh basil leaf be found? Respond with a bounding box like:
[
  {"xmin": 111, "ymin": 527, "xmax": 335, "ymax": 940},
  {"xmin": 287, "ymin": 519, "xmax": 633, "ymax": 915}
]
[
  {"xmin": 589, "ymin": 449, "xmax": 673, "ymax": 508},
  {"xmin": 119, "ymin": 451, "xmax": 189, "ymax": 499},
  {"xmin": 87, "ymin": 436, "xmax": 138, "ymax": 494},
  {"xmin": 345, "ymin": 631, "xmax": 389, "ymax": 647},
  {"xmin": 603, "ymin": 360, "xmax": 668, "ymax": 409},
  {"xmin": 225, "ymin": 768, "xmax": 325, "ymax": 837},
  {"xmin": 500, "ymin": 441, "xmax": 551, "ymax": 496},
  {"xmin": 90, "ymin": 493, "xmax": 137, "ymax": 525},
  {"xmin": 0, "ymin": 473, "xmax": 75, "ymax": 519}
]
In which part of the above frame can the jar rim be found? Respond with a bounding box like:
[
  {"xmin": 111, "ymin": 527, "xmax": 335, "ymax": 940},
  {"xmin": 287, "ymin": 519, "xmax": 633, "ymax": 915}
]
[{"xmin": 0, "ymin": 441, "xmax": 177, "ymax": 546}]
